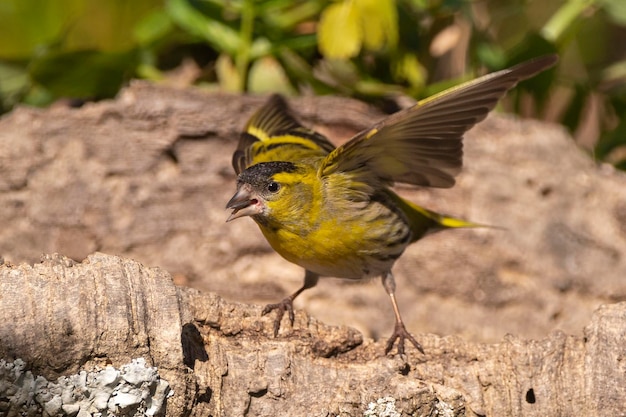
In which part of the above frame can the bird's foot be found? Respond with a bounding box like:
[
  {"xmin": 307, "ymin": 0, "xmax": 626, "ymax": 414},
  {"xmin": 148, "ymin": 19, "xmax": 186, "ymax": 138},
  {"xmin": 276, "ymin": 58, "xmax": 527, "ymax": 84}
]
[
  {"xmin": 385, "ymin": 321, "xmax": 424, "ymax": 355},
  {"xmin": 261, "ymin": 297, "xmax": 295, "ymax": 337}
]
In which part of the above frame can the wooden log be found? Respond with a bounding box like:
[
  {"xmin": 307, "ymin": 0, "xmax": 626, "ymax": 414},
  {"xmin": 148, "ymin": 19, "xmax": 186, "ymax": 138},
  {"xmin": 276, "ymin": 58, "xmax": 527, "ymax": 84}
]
[{"xmin": 1, "ymin": 253, "xmax": 625, "ymax": 415}]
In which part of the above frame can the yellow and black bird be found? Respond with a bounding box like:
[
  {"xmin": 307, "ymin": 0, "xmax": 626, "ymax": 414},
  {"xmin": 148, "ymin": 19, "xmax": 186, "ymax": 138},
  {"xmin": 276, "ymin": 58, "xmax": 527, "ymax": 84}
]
[{"xmin": 227, "ymin": 55, "xmax": 558, "ymax": 355}]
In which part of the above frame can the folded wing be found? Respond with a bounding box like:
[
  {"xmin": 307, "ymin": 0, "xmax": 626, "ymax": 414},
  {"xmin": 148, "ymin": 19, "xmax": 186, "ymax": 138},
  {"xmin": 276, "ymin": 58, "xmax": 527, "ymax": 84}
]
[{"xmin": 233, "ymin": 94, "xmax": 336, "ymax": 174}]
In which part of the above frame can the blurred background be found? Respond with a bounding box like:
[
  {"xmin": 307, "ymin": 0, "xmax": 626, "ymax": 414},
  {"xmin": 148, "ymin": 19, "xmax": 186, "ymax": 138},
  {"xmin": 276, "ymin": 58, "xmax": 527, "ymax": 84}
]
[{"xmin": 0, "ymin": 0, "xmax": 625, "ymax": 169}]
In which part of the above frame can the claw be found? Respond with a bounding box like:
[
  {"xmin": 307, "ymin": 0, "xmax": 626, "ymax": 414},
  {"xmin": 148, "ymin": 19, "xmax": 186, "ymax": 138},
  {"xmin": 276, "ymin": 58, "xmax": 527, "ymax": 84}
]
[
  {"xmin": 262, "ymin": 297, "xmax": 295, "ymax": 336},
  {"xmin": 385, "ymin": 321, "xmax": 424, "ymax": 355},
  {"xmin": 260, "ymin": 272, "xmax": 319, "ymax": 337},
  {"xmin": 382, "ymin": 273, "xmax": 424, "ymax": 356}
]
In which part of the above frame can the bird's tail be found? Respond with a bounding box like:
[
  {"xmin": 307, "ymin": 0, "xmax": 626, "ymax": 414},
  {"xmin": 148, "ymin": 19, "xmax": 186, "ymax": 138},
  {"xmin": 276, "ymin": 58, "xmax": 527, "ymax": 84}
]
[
  {"xmin": 416, "ymin": 205, "xmax": 490, "ymax": 231},
  {"xmin": 385, "ymin": 190, "xmax": 494, "ymax": 242}
]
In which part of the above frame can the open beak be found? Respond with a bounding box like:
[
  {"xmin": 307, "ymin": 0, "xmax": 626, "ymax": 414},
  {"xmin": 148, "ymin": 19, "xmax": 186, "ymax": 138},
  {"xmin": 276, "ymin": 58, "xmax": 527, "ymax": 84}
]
[{"xmin": 226, "ymin": 184, "xmax": 263, "ymax": 222}]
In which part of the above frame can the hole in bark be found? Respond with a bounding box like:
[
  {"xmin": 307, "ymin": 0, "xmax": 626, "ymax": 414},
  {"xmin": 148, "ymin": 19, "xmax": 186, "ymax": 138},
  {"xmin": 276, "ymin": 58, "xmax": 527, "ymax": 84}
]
[
  {"xmin": 250, "ymin": 388, "xmax": 267, "ymax": 398},
  {"xmin": 181, "ymin": 323, "xmax": 209, "ymax": 369},
  {"xmin": 540, "ymin": 186, "xmax": 552, "ymax": 197},
  {"xmin": 198, "ymin": 389, "xmax": 212, "ymax": 403},
  {"xmin": 526, "ymin": 388, "xmax": 536, "ymax": 404},
  {"xmin": 399, "ymin": 363, "xmax": 410, "ymax": 376},
  {"xmin": 164, "ymin": 147, "xmax": 179, "ymax": 164}
]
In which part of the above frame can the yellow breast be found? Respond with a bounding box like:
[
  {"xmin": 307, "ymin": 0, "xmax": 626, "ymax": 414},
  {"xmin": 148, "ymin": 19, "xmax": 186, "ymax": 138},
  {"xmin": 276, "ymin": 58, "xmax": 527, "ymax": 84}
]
[{"xmin": 258, "ymin": 198, "xmax": 410, "ymax": 279}]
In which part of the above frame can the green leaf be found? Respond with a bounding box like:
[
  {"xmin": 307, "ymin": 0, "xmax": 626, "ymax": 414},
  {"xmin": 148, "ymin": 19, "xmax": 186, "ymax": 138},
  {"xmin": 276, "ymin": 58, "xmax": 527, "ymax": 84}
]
[
  {"xmin": 0, "ymin": 0, "xmax": 82, "ymax": 58},
  {"xmin": 561, "ymin": 84, "xmax": 589, "ymax": 134},
  {"xmin": 318, "ymin": 0, "xmax": 398, "ymax": 59},
  {"xmin": 392, "ymin": 53, "xmax": 426, "ymax": 90},
  {"xmin": 277, "ymin": 48, "xmax": 337, "ymax": 95},
  {"xmin": 353, "ymin": 78, "xmax": 404, "ymax": 96},
  {"xmin": 21, "ymin": 84, "xmax": 55, "ymax": 107},
  {"xmin": 0, "ymin": 61, "xmax": 30, "ymax": 111},
  {"xmin": 260, "ymin": 1, "xmax": 325, "ymax": 31},
  {"xmin": 249, "ymin": 37, "xmax": 273, "ymax": 60},
  {"xmin": 29, "ymin": 49, "xmax": 136, "ymax": 98},
  {"xmin": 595, "ymin": 114, "xmax": 626, "ymax": 162},
  {"xmin": 599, "ymin": 0, "xmax": 626, "ymax": 25},
  {"xmin": 318, "ymin": 1, "xmax": 362, "ymax": 59},
  {"xmin": 248, "ymin": 56, "xmax": 295, "ymax": 94},
  {"xmin": 541, "ymin": 0, "xmax": 595, "ymax": 44},
  {"xmin": 602, "ymin": 60, "xmax": 626, "ymax": 84},
  {"xmin": 136, "ymin": 63, "xmax": 164, "ymax": 81},
  {"xmin": 317, "ymin": 58, "xmax": 361, "ymax": 89},
  {"xmin": 475, "ymin": 43, "xmax": 507, "ymax": 69},
  {"xmin": 358, "ymin": 0, "xmax": 398, "ymax": 51},
  {"xmin": 267, "ymin": 34, "xmax": 318, "ymax": 54},
  {"xmin": 166, "ymin": 0, "xmax": 240, "ymax": 55},
  {"xmin": 133, "ymin": 10, "xmax": 174, "ymax": 46},
  {"xmin": 215, "ymin": 53, "xmax": 241, "ymax": 92},
  {"xmin": 0, "ymin": 61, "xmax": 29, "ymax": 97},
  {"xmin": 0, "ymin": 0, "xmax": 172, "ymax": 58}
]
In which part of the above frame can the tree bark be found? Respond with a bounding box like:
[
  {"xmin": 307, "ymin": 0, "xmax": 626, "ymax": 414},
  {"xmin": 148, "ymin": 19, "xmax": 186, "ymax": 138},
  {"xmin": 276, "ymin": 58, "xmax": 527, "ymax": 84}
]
[{"xmin": 0, "ymin": 253, "xmax": 625, "ymax": 416}]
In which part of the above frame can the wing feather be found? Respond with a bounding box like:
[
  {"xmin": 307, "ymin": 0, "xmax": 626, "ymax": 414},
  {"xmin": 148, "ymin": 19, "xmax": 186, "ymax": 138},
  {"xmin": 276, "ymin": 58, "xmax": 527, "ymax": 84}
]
[
  {"xmin": 233, "ymin": 94, "xmax": 335, "ymax": 174},
  {"xmin": 319, "ymin": 55, "xmax": 558, "ymax": 188}
]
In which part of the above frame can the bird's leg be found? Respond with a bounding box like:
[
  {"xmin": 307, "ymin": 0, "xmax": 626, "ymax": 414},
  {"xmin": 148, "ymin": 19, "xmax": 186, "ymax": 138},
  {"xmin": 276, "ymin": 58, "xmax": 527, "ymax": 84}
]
[
  {"xmin": 381, "ymin": 271, "xmax": 424, "ymax": 355},
  {"xmin": 262, "ymin": 270, "xmax": 319, "ymax": 336}
]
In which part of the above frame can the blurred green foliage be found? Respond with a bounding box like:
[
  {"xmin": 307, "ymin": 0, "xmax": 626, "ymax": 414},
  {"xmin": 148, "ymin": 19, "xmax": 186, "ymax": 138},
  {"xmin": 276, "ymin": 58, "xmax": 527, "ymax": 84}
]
[{"xmin": 0, "ymin": 0, "xmax": 625, "ymax": 167}]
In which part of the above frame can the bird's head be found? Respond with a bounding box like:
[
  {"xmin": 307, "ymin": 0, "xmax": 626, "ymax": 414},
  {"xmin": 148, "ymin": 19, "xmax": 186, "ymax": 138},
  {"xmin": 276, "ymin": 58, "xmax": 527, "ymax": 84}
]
[{"xmin": 226, "ymin": 161, "xmax": 311, "ymax": 224}]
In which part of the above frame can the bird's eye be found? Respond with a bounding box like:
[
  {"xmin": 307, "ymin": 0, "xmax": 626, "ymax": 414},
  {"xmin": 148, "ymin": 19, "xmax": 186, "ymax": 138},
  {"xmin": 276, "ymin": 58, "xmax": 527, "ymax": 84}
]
[{"xmin": 267, "ymin": 181, "xmax": 280, "ymax": 193}]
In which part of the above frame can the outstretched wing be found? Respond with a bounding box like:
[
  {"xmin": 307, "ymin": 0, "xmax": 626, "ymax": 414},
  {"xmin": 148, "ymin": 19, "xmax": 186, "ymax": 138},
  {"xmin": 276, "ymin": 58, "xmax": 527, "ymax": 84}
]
[
  {"xmin": 232, "ymin": 94, "xmax": 335, "ymax": 174},
  {"xmin": 319, "ymin": 55, "xmax": 558, "ymax": 188}
]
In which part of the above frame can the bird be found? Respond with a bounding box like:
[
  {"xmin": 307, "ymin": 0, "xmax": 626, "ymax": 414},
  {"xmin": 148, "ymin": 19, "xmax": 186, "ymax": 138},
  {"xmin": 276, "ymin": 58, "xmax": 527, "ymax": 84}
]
[{"xmin": 226, "ymin": 54, "xmax": 558, "ymax": 355}]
